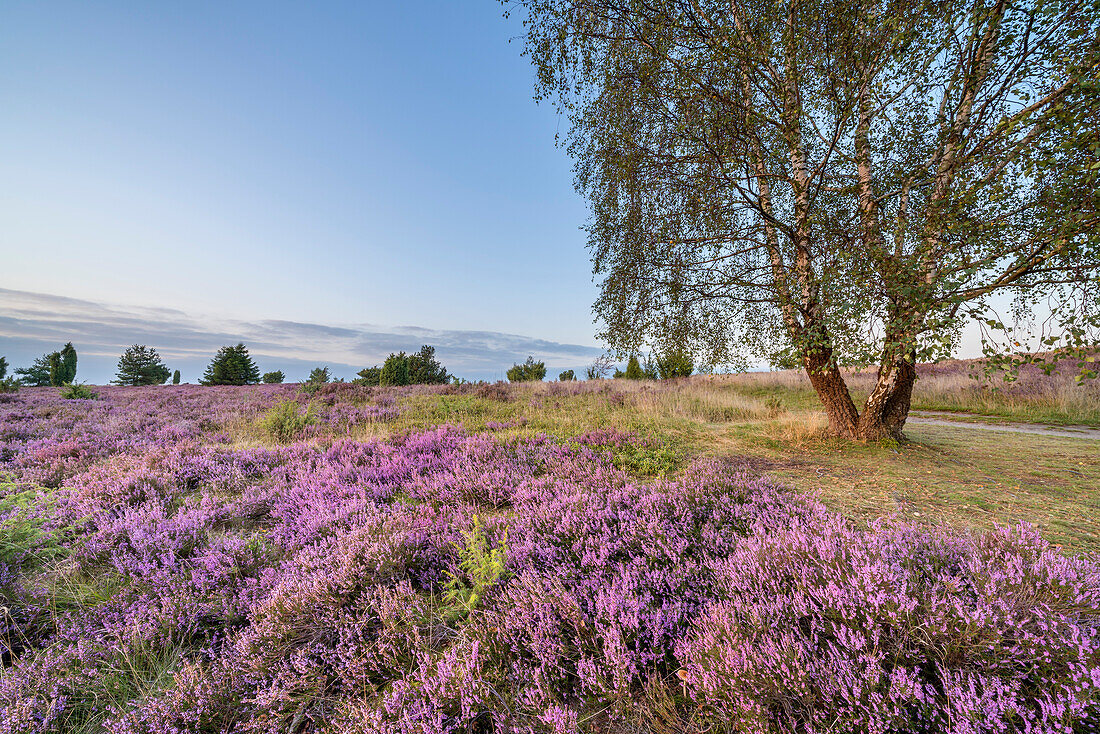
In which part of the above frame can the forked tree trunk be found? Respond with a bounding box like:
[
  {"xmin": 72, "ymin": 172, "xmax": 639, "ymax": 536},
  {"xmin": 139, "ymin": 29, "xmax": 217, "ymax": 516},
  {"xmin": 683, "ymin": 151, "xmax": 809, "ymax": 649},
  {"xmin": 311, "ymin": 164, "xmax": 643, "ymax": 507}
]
[
  {"xmin": 803, "ymin": 350, "xmax": 860, "ymax": 438},
  {"xmin": 857, "ymin": 351, "xmax": 917, "ymax": 441},
  {"xmin": 803, "ymin": 348, "xmax": 918, "ymax": 441}
]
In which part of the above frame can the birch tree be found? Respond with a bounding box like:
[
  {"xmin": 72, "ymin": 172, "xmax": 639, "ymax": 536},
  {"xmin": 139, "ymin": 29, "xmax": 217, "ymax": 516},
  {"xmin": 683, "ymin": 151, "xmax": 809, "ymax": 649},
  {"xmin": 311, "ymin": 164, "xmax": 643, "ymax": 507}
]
[{"xmin": 507, "ymin": 0, "xmax": 1100, "ymax": 439}]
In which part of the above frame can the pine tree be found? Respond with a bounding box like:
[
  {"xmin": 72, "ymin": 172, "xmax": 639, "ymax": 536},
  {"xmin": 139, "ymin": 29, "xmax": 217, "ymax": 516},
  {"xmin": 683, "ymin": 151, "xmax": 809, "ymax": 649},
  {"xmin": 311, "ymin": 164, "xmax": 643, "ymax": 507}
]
[
  {"xmin": 172, "ymin": 370, "xmax": 181, "ymax": 385},
  {"xmin": 306, "ymin": 366, "xmax": 331, "ymax": 384},
  {"xmin": 0, "ymin": 356, "xmax": 7, "ymax": 380},
  {"xmin": 199, "ymin": 344, "xmax": 261, "ymax": 386},
  {"xmin": 14, "ymin": 354, "xmax": 53, "ymax": 386},
  {"xmin": 114, "ymin": 345, "xmax": 172, "ymax": 386}
]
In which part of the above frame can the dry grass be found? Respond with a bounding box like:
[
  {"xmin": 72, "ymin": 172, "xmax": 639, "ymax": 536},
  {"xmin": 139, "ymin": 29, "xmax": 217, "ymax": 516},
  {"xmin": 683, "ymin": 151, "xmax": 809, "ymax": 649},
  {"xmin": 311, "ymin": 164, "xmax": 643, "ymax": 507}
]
[
  {"xmin": 220, "ymin": 369, "xmax": 1100, "ymax": 552},
  {"xmin": 714, "ymin": 357, "xmax": 1100, "ymax": 425}
]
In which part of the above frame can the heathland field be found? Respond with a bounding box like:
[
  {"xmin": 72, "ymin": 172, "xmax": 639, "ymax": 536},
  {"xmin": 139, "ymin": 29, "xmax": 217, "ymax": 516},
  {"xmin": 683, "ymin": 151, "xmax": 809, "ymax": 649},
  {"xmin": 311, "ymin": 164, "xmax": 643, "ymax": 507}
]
[{"xmin": 1, "ymin": 364, "xmax": 1098, "ymax": 731}]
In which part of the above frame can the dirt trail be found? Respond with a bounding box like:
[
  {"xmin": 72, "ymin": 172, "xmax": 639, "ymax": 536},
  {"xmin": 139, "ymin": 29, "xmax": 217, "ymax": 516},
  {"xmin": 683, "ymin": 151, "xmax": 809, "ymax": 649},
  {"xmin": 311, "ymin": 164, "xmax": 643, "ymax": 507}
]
[{"xmin": 908, "ymin": 411, "xmax": 1100, "ymax": 440}]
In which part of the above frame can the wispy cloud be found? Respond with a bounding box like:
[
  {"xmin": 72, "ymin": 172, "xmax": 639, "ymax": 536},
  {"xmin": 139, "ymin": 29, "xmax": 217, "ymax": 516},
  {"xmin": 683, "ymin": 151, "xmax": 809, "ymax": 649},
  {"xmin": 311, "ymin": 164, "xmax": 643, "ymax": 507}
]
[{"xmin": 0, "ymin": 288, "xmax": 603, "ymax": 383}]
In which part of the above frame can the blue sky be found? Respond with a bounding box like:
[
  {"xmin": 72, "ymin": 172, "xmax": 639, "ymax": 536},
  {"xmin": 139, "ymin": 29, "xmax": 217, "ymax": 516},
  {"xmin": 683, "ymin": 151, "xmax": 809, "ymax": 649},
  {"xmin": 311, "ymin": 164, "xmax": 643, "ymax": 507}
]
[{"xmin": 0, "ymin": 1, "xmax": 600, "ymax": 382}]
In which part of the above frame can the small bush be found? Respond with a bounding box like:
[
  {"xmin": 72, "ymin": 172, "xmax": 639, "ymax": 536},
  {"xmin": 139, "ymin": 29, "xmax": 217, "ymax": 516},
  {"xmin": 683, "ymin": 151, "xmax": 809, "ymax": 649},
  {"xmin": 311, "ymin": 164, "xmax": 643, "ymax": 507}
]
[
  {"xmin": 609, "ymin": 442, "xmax": 681, "ymax": 476},
  {"xmin": 261, "ymin": 371, "xmax": 284, "ymax": 384},
  {"xmin": 259, "ymin": 400, "xmax": 318, "ymax": 443},
  {"xmin": 558, "ymin": 369, "xmax": 576, "ymax": 381},
  {"xmin": 442, "ymin": 515, "xmax": 509, "ymax": 621},
  {"xmin": 60, "ymin": 382, "xmax": 97, "ymax": 400},
  {"xmin": 0, "ymin": 483, "xmax": 67, "ymax": 568}
]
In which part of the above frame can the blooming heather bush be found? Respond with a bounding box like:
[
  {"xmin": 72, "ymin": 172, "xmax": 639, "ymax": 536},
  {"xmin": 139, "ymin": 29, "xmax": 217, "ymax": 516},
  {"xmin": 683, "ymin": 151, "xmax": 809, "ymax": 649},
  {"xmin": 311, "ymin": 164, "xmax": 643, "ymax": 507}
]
[
  {"xmin": 677, "ymin": 519, "xmax": 1100, "ymax": 732},
  {"xmin": 0, "ymin": 388, "xmax": 1097, "ymax": 732}
]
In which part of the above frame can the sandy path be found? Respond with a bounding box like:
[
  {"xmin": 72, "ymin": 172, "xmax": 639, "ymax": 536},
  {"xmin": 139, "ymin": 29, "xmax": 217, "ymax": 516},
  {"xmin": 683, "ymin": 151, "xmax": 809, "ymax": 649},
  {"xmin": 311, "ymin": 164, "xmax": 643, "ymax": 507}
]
[{"xmin": 908, "ymin": 411, "xmax": 1100, "ymax": 440}]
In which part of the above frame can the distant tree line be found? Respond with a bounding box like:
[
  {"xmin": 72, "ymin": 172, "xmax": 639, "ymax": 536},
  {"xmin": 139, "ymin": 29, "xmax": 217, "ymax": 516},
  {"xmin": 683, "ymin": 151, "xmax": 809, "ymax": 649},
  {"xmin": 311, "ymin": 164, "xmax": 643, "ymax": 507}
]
[{"xmin": 0, "ymin": 340, "xmax": 698, "ymax": 391}]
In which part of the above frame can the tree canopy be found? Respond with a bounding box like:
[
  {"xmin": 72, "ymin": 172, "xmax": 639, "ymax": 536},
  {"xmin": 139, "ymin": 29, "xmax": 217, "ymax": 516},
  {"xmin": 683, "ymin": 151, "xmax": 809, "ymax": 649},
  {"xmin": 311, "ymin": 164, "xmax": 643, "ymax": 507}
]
[
  {"xmin": 510, "ymin": 0, "xmax": 1100, "ymax": 439},
  {"xmin": 200, "ymin": 344, "xmax": 261, "ymax": 386},
  {"xmin": 113, "ymin": 345, "xmax": 172, "ymax": 386}
]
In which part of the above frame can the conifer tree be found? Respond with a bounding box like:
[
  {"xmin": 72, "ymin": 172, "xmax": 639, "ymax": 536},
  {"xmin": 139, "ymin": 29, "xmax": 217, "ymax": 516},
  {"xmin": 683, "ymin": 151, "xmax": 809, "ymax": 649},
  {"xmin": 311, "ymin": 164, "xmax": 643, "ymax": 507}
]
[
  {"xmin": 47, "ymin": 352, "xmax": 63, "ymax": 387},
  {"xmin": 199, "ymin": 343, "xmax": 261, "ymax": 386},
  {"xmin": 379, "ymin": 352, "xmax": 410, "ymax": 386},
  {"xmin": 407, "ymin": 345, "xmax": 450, "ymax": 384},
  {"xmin": 0, "ymin": 356, "xmax": 7, "ymax": 380},
  {"xmin": 507, "ymin": 356, "xmax": 547, "ymax": 382},
  {"xmin": 14, "ymin": 354, "xmax": 53, "ymax": 386},
  {"xmin": 172, "ymin": 370, "xmax": 181, "ymax": 385},
  {"xmin": 114, "ymin": 345, "xmax": 172, "ymax": 386},
  {"xmin": 306, "ymin": 366, "xmax": 331, "ymax": 384},
  {"xmin": 59, "ymin": 342, "xmax": 78, "ymax": 384}
]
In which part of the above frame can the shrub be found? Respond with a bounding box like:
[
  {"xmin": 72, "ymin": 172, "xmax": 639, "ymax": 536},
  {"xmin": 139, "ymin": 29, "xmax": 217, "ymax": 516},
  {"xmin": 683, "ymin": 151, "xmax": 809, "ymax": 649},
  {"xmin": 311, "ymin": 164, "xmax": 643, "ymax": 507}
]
[
  {"xmin": 261, "ymin": 371, "xmax": 285, "ymax": 384},
  {"xmin": 442, "ymin": 515, "xmax": 509, "ymax": 621},
  {"xmin": 172, "ymin": 370, "xmax": 181, "ymax": 385},
  {"xmin": 0, "ymin": 483, "xmax": 68, "ymax": 571},
  {"xmin": 558, "ymin": 369, "xmax": 576, "ymax": 381},
  {"xmin": 200, "ymin": 343, "xmax": 261, "ymax": 385},
  {"xmin": 259, "ymin": 399, "xmax": 318, "ymax": 443},
  {"xmin": 608, "ymin": 442, "xmax": 681, "ymax": 476},
  {"xmin": 507, "ymin": 356, "xmax": 546, "ymax": 382},
  {"xmin": 585, "ymin": 354, "xmax": 613, "ymax": 380},
  {"xmin": 0, "ymin": 355, "xmax": 7, "ymax": 380},
  {"xmin": 60, "ymin": 382, "xmax": 98, "ymax": 400},
  {"xmin": 113, "ymin": 345, "xmax": 172, "ymax": 386},
  {"xmin": 677, "ymin": 521, "xmax": 1100, "ymax": 732},
  {"xmin": 475, "ymin": 381, "xmax": 511, "ymax": 401}
]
